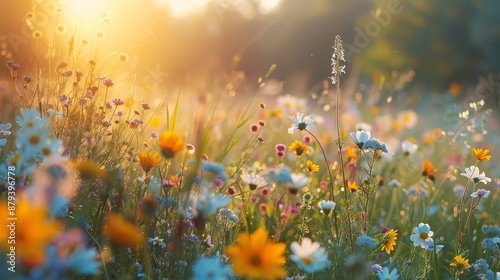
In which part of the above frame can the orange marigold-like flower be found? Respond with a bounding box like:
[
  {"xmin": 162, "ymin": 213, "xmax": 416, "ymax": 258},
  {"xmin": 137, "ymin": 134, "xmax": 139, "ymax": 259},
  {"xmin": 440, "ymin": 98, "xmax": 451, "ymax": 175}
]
[
  {"xmin": 138, "ymin": 151, "xmax": 160, "ymax": 173},
  {"xmin": 0, "ymin": 195, "xmax": 60, "ymax": 267},
  {"xmin": 226, "ymin": 228, "xmax": 287, "ymax": 279},
  {"xmin": 472, "ymin": 148, "xmax": 491, "ymax": 162},
  {"xmin": 103, "ymin": 214, "xmax": 145, "ymax": 247},
  {"xmin": 158, "ymin": 131, "xmax": 185, "ymax": 159},
  {"xmin": 422, "ymin": 160, "xmax": 437, "ymax": 177}
]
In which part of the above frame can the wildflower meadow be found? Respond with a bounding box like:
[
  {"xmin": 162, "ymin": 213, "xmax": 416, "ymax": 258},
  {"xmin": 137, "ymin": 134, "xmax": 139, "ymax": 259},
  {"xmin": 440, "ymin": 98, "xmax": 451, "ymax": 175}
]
[{"xmin": 1, "ymin": 1, "xmax": 500, "ymax": 279}]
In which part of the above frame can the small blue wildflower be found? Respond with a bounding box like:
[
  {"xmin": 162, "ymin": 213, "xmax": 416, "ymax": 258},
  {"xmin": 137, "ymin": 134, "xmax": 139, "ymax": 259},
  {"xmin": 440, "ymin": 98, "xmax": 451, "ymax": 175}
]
[
  {"xmin": 192, "ymin": 256, "xmax": 233, "ymax": 280},
  {"xmin": 194, "ymin": 183, "xmax": 229, "ymax": 217},
  {"xmin": 194, "ymin": 176, "xmax": 202, "ymax": 184},
  {"xmin": 357, "ymin": 235, "xmax": 378, "ymax": 249},
  {"xmin": 0, "ymin": 123, "xmax": 12, "ymax": 135},
  {"xmin": 187, "ymin": 234, "xmax": 199, "ymax": 242},
  {"xmin": 66, "ymin": 247, "xmax": 101, "ymax": 275},
  {"xmin": 471, "ymin": 189, "xmax": 490, "ymax": 198},
  {"xmin": 482, "ymin": 225, "xmax": 500, "ymax": 236},
  {"xmin": 219, "ymin": 208, "xmax": 239, "ymax": 223},
  {"xmin": 388, "ymin": 179, "xmax": 401, "ymax": 188},
  {"xmin": 453, "ymin": 185, "xmax": 465, "ymax": 196},
  {"xmin": 377, "ymin": 267, "xmax": 399, "ymax": 280},
  {"xmin": 0, "ymin": 138, "xmax": 7, "ymax": 150},
  {"xmin": 371, "ymin": 264, "xmax": 383, "ymax": 272},
  {"xmin": 201, "ymin": 161, "xmax": 228, "ymax": 182},
  {"xmin": 147, "ymin": 176, "xmax": 160, "ymax": 194},
  {"xmin": 176, "ymin": 261, "xmax": 188, "ymax": 267},
  {"xmin": 363, "ymin": 139, "xmax": 389, "ymax": 153},
  {"xmin": 481, "ymin": 238, "xmax": 499, "ymax": 251},
  {"xmin": 262, "ymin": 166, "xmax": 292, "ymax": 184}
]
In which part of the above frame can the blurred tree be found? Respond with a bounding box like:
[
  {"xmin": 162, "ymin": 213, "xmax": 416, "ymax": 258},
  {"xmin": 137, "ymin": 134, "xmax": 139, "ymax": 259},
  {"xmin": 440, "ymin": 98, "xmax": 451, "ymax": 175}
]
[{"xmin": 354, "ymin": 0, "xmax": 500, "ymax": 90}]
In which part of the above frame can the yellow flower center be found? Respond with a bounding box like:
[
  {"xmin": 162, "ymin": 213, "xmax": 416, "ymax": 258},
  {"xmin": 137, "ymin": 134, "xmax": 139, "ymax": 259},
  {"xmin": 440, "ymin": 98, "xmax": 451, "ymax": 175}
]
[
  {"xmin": 302, "ymin": 256, "xmax": 313, "ymax": 265},
  {"xmin": 42, "ymin": 147, "xmax": 51, "ymax": 156},
  {"xmin": 29, "ymin": 135, "xmax": 40, "ymax": 145},
  {"xmin": 419, "ymin": 232, "xmax": 428, "ymax": 240}
]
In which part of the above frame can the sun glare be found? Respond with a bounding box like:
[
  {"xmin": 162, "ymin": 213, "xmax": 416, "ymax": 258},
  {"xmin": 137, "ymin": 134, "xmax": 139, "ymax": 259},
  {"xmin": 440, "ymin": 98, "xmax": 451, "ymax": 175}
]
[
  {"xmin": 156, "ymin": 0, "xmax": 210, "ymax": 18},
  {"xmin": 67, "ymin": 0, "xmax": 107, "ymax": 17}
]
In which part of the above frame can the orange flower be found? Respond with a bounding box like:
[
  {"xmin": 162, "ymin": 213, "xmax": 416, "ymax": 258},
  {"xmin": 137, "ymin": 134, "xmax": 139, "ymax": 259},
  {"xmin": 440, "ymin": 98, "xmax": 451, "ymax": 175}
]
[
  {"xmin": 345, "ymin": 147, "xmax": 358, "ymax": 160},
  {"xmin": 347, "ymin": 181, "xmax": 359, "ymax": 192},
  {"xmin": 472, "ymin": 148, "xmax": 491, "ymax": 162},
  {"xmin": 103, "ymin": 214, "xmax": 145, "ymax": 246},
  {"xmin": 158, "ymin": 131, "xmax": 185, "ymax": 159},
  {"xmin": 226, "ymin": 228, "xmax": 287, "ymax": 279},
  {"xmin": 422, "ymin": 160, "xmax": 436, "ymax": 177},
  {"xmin": 138, "ymin": 151, "xmax": 160, "ymax": 173},
  {"xmin": 0, "ymin": 195, "xmax": 60, "ymax": 267}
]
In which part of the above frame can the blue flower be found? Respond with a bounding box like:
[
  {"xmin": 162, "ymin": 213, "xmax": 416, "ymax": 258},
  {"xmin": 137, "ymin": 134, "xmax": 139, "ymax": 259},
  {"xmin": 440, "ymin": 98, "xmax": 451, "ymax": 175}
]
[
  {"xmin": 362, "ymin": 139, "xmax": 389, "ymax": 153},
  {"xmin": 377, "ymin": 267, "xmax": 399, "ymax": 280},
  {"xmin": 410, "ymin": 223, "xmax": 434, "ymax": 248},
  {"xmin": 288, "ymin": 112, "xmax": 314, "ymax": 134},
  {"xmin": 262, "ymin": 166, "xmax": 292, "ymax": 184},
  {"xmin": 66, "ymin": 247, "xmax": 101, "ymax": 275},
  {"xmin": 219, "ymin": 208, "xmax": 239, "ymax": 223},
  {"xmin": 471, "ymin": 189, "xmax": 490, "ymax": 198},
  {"xmin": 0, "ymin": 123, "xmax": 12, "ymax": 135},
  {"xmin": 290, "ymin": 238, "xmax": 331, "ymax": 273},
  {"xmin": 371, "ymin": 264, "xmax": 383, "ymax": 272},
  {"xmin": 357, "ymin": 235, "xmax": 378, "ymax": 249},
  {"xmin": 147, "ymin": 176, "xmax": 160, "ymax": 194},
  {"xmin": 193, "ymin": 183, "xmax": 229, "ymax": 217},
  {"xmin": 423, "ymin": 240, "xmax": 444, "ymax": 253},
  {"xmin": 192, "ymin": 256, "xmax": 233, "ymax": 280},
  {"xmin": 481, "ymin": 238, "xmax": 499, "ymax": 251},
  {"xmin": 350, "ymin": 130, "xmax": 371, "ymax": 149},
  {"xmin": 201, "ymin": 161, "xmax": 228, "ymax": 182}
]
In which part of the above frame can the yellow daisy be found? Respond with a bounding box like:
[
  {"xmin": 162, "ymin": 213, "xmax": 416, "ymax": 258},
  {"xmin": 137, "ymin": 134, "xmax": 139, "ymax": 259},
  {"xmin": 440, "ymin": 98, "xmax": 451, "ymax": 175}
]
[
  {"xmin": 347, "ymin": 181, "xmax": 359, "ymax": 192},
  {"xmin": 450, "ymin": 255, "xmax": 470, "ymax": 274},
  {"xmin": 306, "ymin": 160, "xmax": 320, "ymax": 173},
  {"xmin": 381, "ymin": 229, "xmax": 398, "ymax": 254},
  {"xmin": 71, "ymin": 159, "xmax": 106, "ymax": 180},
  {"xmin": 159, "ymin": 131, "xmax": 185, "ymax": 159},
  {"xmin": 226, "ymin": 228, "xmax": 287, "ymax": 279},
  {"xmin": 472, "ymin": 148, "xmax": 491, "ymax": 162},
  {"xmin": 138, "ymin": 151, "xmax": 160, "ymax": 173},
  {"xmin": 288, "ymin": 140, "xmax": 309, "ymax": 157}
]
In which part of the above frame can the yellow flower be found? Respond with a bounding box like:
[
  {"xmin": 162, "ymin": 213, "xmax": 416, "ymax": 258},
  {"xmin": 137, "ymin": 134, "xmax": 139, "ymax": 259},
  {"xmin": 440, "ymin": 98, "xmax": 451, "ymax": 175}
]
[
  {"xmin": 306, "ymin": 160, "xmax": 319, "ymax": 173},
  {"xmin": 472, "ymin": 148, "xmax": 491, "ymax": 162},
  {"xmin": 381, "ymin": 229, "xmax": 398, "ymax": 254},
  {"xmin": 422, "ymin": 160, "xmax": 436, "ymax": 177},
  {"xmin": 288, "ymin": 140, "xmax": 309, "ymax": 156},
  {"xmin": 103, "ymin": 214, "xmax": 145, "ymax": 247},
  {"xmin": 71, "ymin": 159, "xmax": 106, "ymax": 180},
  {"xmin": 159, "ymin": 131, "xmax": 185, "ymax": 159},
  {"xmin": 226, "ymin": 228, "xmax": 287, "ymax": 279},
  {"xmin": 0, "ymin": 195, "xmax": 60, "ymax": 267},
  {"xmin": 450, "ymin": 255, "xmax": 470, "ymax": 272},
  {"xmin": 347, "ymin": 181, "xmax": 359, "ymax": 192},
  {"xmin": 345, "ymin": 146, "xmax": 358, "ymax": 160},
  {"xmin": 138, "ymin": 151, "xmax": 160, "ymax": 173}
]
